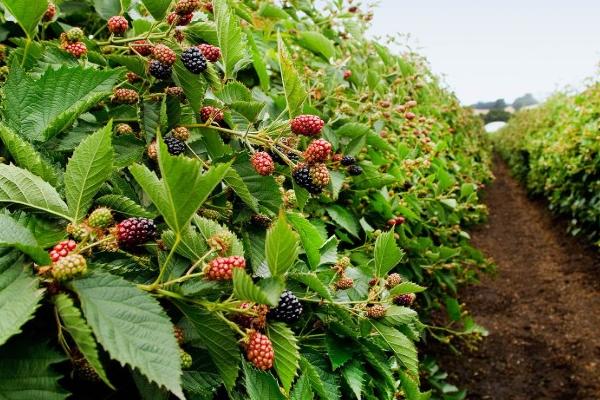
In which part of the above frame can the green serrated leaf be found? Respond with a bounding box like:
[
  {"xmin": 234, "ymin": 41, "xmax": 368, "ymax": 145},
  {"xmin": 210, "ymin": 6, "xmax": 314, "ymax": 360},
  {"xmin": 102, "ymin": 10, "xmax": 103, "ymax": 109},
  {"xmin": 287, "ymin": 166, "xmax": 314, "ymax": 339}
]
[
  {"xmin": 341, "ymin": 360, "xmax": 365, "ymax": 400},
  {"xmin": 0, "ymin": 214, "xmax": 49, "ymax": 265},
  {"xmin": 326, "ymin": 205, "xmax": 360, "ymax": 238},
  {"xmin": 0, "ymin": 163, "xmax": 70, "ymax": 220},
  {"xmin": 176, "ymin": 303, "xmax": 240, "ymax": 391},
  {"xmin": 242, "ymin": 361, "xmax": 285, "ymax": 400},
  {"xmin": 287, "ymin": 213, "xmax": 323, "ymax": 269},
  {"xmin": 388, "ymin": 282, "xmax": 427, "ymax": 296},
  {"xmin": 71, "ymin": 271, "xmax": 183, "ymax": 398},
  {"xmin": 173, "ymin": 59, "xmax": 208, "ymax": 115},
  {"xmin": 278, "ymin": 33, "xmax": 308, "ymax": 117},
  {"xmin": 64, "ymin": 122, "xmax": 114, "ymax": 222},
  {"xmin": 95, "ymin": 194, "xmax": 156, "ymax": 218},
  {"xmin": 0, "ymin": 336, "xmax": 68, "ymax": 399},
  {"xmin": 370, "ymin": 321, "xmax": 418, "ymax": 375},
  {"xmin": 224, "ymin": 169, "xmax": 259, "ymax": 213},
  {"xmin": 0, "ymin": 250, "xmax": 43, "ymax": 346},
  {"xmin": 232, "ymin": 268, "xmax": 274, "ymax": 305},
  {"xmin": 373, "ymin": 230, "xmax": 403, "ymax": 277},
  {"xmin": 246, "ymin": 30, "xmax": 270, "ymax": 91},
  {"xmin": 53, "ymin": 293, "xmax": 113, "ymax": 388},
  {"xmin": 0, "ymin": 123, "xmax": 59, "ymax": 186},
  {"xmin": 290, "ymin": 373, "xmax": 313, "ymax": 400},
  {"xmin": 289, "ymin": 272, "xmax": 332, "ymax": 301},
  {"xmin": 325, "ymin": 334, "xmax": 353, "ymax": 370},
  {"xmin": 267, "ymin": 322, "xmax": 300, "ymax": 392},
  {"xmin": 297, "ymin": 31, "xmax": 335, "ymax": 60},
  {"xmin": 1, "ymin": 0, "xmax": 47, "ymax": 38},
  {"xmin": 213, "ymin": 0, "xmax": 248, "ymax": 80},
  {"xmin": 265, "ymin": 212, "xmax": 299, "ymax": 277},
  {"xmin": 140, "ymin": 0, "xmax": 171, "ymax": 20}
]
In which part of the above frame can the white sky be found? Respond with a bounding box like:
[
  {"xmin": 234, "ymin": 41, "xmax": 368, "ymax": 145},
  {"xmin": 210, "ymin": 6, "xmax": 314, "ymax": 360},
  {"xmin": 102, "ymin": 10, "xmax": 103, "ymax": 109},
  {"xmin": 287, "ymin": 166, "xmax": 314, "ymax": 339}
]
[{"xmin": 367, "ymin": 0, "xmax": 600, "ymax": 104}]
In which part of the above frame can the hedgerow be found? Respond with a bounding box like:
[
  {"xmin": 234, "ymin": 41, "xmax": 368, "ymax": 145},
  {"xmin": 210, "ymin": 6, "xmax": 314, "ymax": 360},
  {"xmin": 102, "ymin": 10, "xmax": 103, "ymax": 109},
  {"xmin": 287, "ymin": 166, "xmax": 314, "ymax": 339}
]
[
  {"xmin": 0, "ymin": 0, "xmax": 491, "ymax": 398},
  {"xmin": 496, "ymin": 84, "xmax": 600, "ymax": 245}
]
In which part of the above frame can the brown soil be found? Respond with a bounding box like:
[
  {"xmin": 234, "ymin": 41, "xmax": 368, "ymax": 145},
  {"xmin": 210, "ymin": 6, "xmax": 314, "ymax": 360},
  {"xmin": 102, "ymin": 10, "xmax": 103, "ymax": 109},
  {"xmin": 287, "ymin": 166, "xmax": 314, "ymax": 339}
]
[{"xmin": 437, "ymin": 157, "xmax": 600, "ymax": 400}]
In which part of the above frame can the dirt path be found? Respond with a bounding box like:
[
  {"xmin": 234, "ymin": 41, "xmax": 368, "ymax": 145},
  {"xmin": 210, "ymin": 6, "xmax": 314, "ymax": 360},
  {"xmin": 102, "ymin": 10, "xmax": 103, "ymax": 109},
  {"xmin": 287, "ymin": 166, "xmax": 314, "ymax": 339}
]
[{"xmin": 437, "ymin": 157, "xmax": 600, "ymax": 400}]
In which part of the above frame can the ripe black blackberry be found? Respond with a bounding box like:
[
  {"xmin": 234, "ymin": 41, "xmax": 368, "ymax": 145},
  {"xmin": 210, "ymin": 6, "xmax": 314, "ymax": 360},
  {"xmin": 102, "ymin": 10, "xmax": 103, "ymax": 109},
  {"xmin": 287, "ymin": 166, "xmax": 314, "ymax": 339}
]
[
  {"xmin": 164, "ymin": 136, "xmax": 186, "ymax": 155},
  {"xmin": 115, "ymin": 217, "xmax": 158, "ymax": 247},
  {"xmin": 148, "ymin": 60, "xmax": 172, "ymax": 80},
  {"xmin": 347, "ymin": 165, "xmax": 363, "ymax": 176},
  {"xmin": 251, "ymin": 214, "xmax": 272, "ymax": 228},
  {"xmin": 181, "ymin": 47, "xmax": 207, "ymax": 74},
  {"xmin": 341, "ymin": 155, "xmax": 356, "ymax": 166},
  {"xmin": 268, "ymin": 290, "xmax": 303, "ymax": 323},
  {"xmin": 293, "ymin": 164, "xmax": 323, "ymax": 194}
]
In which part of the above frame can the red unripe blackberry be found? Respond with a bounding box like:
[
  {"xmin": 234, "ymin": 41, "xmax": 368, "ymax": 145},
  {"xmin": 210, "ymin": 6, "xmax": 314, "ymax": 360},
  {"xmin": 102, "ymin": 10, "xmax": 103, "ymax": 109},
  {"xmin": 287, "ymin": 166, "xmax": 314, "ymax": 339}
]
[
  {"xmin": 347, "ymin": 165, "xmax": 363, "ymax": 176},
  {"xmin": 290, "ymin": 115, "xmax": 324, "ymax": 136},
  {"xmin": 386, "ymin": 273, "xmax": 403, "ymax": 288},
  {"xmin": 292, "ymin": 164, "xmax": 323, "ymax": 195},
  {"xmin": 343, "ymin": 70, "xmax": 352, "ymax": 80},
  {"xmin": 205, "ymin": 256, "xmax": 246, "ymax": 280},
  {"xmin": 340, "ymin": 155, "xmax": 356, "ymax": 166},
  {"xmin": 152, "ymin": 44, "xmax": 177, "ymax": 66},
  {"xmin": 387, "ymin": 218, "xmax": 398, "ymax": 227},
  {"xmin": 148, "ymin": 60, "xmax": 172, "ymax": 80},
  {"xmin": 166, "ymin": 86, "xmax": 185, "ymax": 99},
  {"xmin": 112, "ymin": 88, "xmax": 139, "ymax": 104},
  {"xmin": 174, "ymin": 326, "xmax": 185, "ymax": 345},
  {"xmin": 167, "ymin": 12, "xmax": 193, "ymax": 26},
  {"xmin": 43, "ymin": 3, "xmax": 57, "ymax": 22},
  {"xmin": 181, "ymin": 47, "xmax": 207, "ymax": 74},
  {"xmin": 393, "ymin": 293, "xmax": 416, "ymax": 306},
  {"xmin": 175, "ymin": 0, "xmax": 200, "ymax": 14},
  {"xmin": 304, "ymin": 139, "xmax": 332, "ymax": 163},
  {"xmin": 116, "ymin": 217, "xmax": 158, "ymax": 247},
  {"xmin": 246, "ymin": 331, "xmax": 274, "ymax": 370},
  {"xmin": 63, "ymin": 42, "xmax": 87, "ymax": 58},
  {"xmin": 172, "ymin": 126, "xmax": 190, "ymax": 141},
  {"xmin": 268, "ymin": 290, "xmax": 303, "ymax": 323},
  {"xmin": 335, "ymin": 276, "xmax": 354, "ymax": 290},
  {"xmin": 201, "ymin": 1, "xmax": 213, "ymax": 13},
  {"xmin": 88, "ymin": 207, "xmax": 113, "ymax": 228},
  {"xmin": 395, "ymin": 216, "xmax": 406, "ymax": 225},
  {"xmin": 164, "ymin": 136, "xmax": 186, "ymax": 155},
  {"xmin": 365, "ymin": 304, "xmax": 386, "ymax": 319},
  {"xmin": 251, "ymin": 214, "xmax": 272, "ymax": 228},
  {"xmin": 107, "ymin": 16, "xmax": 128, "ymax": 35},
  {"xmin": 251, "ymin": 152, "xmax": 275, "ymax": 176},
  {"xmin": 200, "ymin": 106, "xmax": 224, "ymax": 122},
  {"xmin": 126, "ymin": 72, "xmax": 141, "ymax": 83},
  {"xmin": 49, "ymin": 240, "xmax": 77, "ymax": 263},
  {"xmin": 309, "ymin": 163, "xmax": 330, "ymax": 187},
  {"xmin": 404, "ymin": 111, "xmax": 416, "ymax": 120},
  {"xmin": 131, "ymin": 40, "xmax": 153, "ymax": 56},
  {"xmin": 52, "ymin": 254, "xmax": 87, "ymax": 281},
  {"xmin": 197, "ymin": 44, "xmax": 221, "ymax": 62}
]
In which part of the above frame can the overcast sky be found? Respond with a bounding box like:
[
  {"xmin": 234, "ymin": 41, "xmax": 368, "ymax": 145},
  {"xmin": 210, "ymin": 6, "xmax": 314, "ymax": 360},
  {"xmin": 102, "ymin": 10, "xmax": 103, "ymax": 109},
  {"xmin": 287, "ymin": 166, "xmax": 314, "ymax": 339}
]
[{"xmin": 367, "ymin": 0, "xmax": 600, "ymax": 105}]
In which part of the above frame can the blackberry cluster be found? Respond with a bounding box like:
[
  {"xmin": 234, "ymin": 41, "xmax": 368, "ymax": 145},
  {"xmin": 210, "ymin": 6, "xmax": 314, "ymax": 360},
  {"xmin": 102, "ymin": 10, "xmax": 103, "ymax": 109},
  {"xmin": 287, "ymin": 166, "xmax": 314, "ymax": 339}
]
[
  {"xmin": 65, "ymin": 27, "xmax": 84, "ymax": 42},
  {"xmin": 309, "ymin": 163, "xmax": 330, "ymax": 186},
  {"xmin": 268, "ymin": 290, "xmax": 303, "ymax": 323},
  {"xmin": 341, "ymin": 155, "xmax": 356, "ymax": 166},
  {"xmin": 49, "ymin": 240, "xmax": 77, "ymax": 262},
  {"xmin": 172, "ymin": 126, "xmax": 190, "ymax": 141},
  {"xmin": 131, "ymin": 40, "xmax": 152, "ymax": 56},
  {"xmin": 335, "ymin": 276, "xmax": 354, "ymax": 290},
  {"xmin": 205, "ymin": 256, "xmax": 246, "ymax": 280},
  {"xmin": 112, "ymin": 88, "xmax": 139, "ymax": 104},
  {"xmin": 167, "ymin": 12, "xmax": 193, "ymax": 26},
  {"xmin": 126, "ymin": 72, "xmax": 141, "ymax": 83},
  {"xmin": 251, "ymin": 214, "xmax": 272, "ymax": 228},
  {"xmin": 198, "ymin": 44, "xmax": 221, "ymax": 62},
  {"xmin": 107, "ymin": 16, "xmax": 128, "ymax": 35},
  {"xmin": 175, "ymin": 0, "xmax": 200, "ymax": 14},
  {"xmin": 292, "ymin": 164, "xmax": 323, "ymax": 195},
  {"xmin": 200, "ymin": 106, "xmax": 224, "ymax": 122},
  {"xmin": 115, "ymin": 217, "xmax": 158, "ymax": 247},
  {"xmin": 43, "ymin": 3, "xmax": 56, "ymax": 22},
  {"xmin": 152, "ymin": 44, "xmax": 177, "ymax": 65},
  {"xmin": 181, "ymin": 47, "xmax": 207, "ymax": 74},
  {"xmin": 290, "ymin": 115, "xmax": 324, "ymax": 136},
  {"xmin": 393, "ymin": 293, "xmax": 416, "ymax": 306},
  {"xmin": 164, "ymin": 136, "xmax": 186, "ymax": 155},
  {"xmin": 347, "ymin": 165, "xmax": 363, "ymax": 176},
  {"xmin": 52, "ymin": 254, "xmax": 87, "ymax": 281},
  {"xmin": 251, "ymin": 151, "xmax": 275, "ymax": 176},
  {"xmin": 116, "ymin": 123, "xmax": 133, "ymax": 135},
  {"xmin": 88, "ymin": 207, "xmax": 113, "ymax": 228},
  {"xmin": 180, "ymin": 349, "xmax": 193, "ymax": 369},
  {"xmin": 148, "ymin": 60, "xmax": 172, "ymax": 80},
  {"xmin": 246, "ymin": 331, "xmax": 274, "ymax": 370},
  {"xmin": 62, "ymin": 41, "xmax": 87, "ymax": 58},
  {"xmin": 365, "ymin": 304, "xmax": 386, "ymax": 319}
]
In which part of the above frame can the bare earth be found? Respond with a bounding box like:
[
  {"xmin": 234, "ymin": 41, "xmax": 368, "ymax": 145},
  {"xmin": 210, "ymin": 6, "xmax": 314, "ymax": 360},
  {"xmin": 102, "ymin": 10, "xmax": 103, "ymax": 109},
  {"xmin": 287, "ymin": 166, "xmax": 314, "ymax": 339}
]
[{"xmin": 436, "ymin": 158, "xmax": 600, "ymax": 400}]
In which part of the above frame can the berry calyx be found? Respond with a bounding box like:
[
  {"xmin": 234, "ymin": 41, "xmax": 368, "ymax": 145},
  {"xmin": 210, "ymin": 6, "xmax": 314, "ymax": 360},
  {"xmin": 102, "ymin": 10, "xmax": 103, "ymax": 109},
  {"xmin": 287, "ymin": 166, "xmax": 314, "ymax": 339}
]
[
  {"xmin": 43, "ymin": 3, "xmax": 57, "ymax": 22},
  {"xmin": 246, "ymin": 331, "xmax": 274, "ymax": 370},
  {"xmin": 180, "ymin": 349, "xmax": 193, "ymax": 369},
  {"xmin": 112, "ymin": 88, "xmax": 139, "ymax": 104},
  {"xmin": 347, "ymin": 165, "xmax": 363, "ymax": 176},
  {"xmin": 197, "ymin": 44, "xmax": 221, "ymax": 62},
  {"xmin": 175, "ymin": 0, "xmax": 200, "ymax": 14},
  {"xmin": 291, "ymin": 115, "xmax": 324, "ymax": 136},
  {"xmin": 340, "ymin": 155, "xmax": 356, "ymax": 166},
  {"xmin": 115, "ymin": 217, "xmax": 158, "ymax": 247},
  {"xmin": 131, "ymin": 40, "xmax": 153, "ymax": 56},
  {"xmin": 304, "ymin": 139, "xmax": 332, "ymax": 163},
  {"xmin": 107, "ymin": 16, "xmax": 128, "ymax": 35},
  {"xmin": 148, "ymin": 60, "xmax": 172, "ymax": 80},
  {"xmin": 116, "ymin": 123, "xmax": 133, "ymax": 135},
  {"xmin": 52, "ymin": 254, "xmax": 87, "ymax": 281},
  {"xmin": 49, "ymin": 240, "xmax": 77, "ymax": 262},
  {"xmin": 309, "ymin": 163, "xmax": 330, "ymax": 187},
  {"xmin": 181, "ymin": 47, "xmax": 207, "ymax": 74},
  {"xmin": 172, "ymin": 126, "xmax": 190, "ymax": 141},
  {"xmin": 63, "ymin": 42, "xmax": 87, "ymax": 58},
  {"xmin": 164, "ymin": 136, "xmax": 186, "ymax": 155},
  {"xmin": 365, "ymin": 304, "xmax": 386, "ymax": 319},
  {"xmin": 251, "ymin": 151, "xmax": 275, "ymax": 176},
  {"xmin": 385, "ymin": 273, "xmax": 402, "ymax": 288},
  {"xmin": 88, "ymin": 207, "xmax": 113, "ymax": 228},
  {"xmin": 152, "ymin": 44, "xmax": 177, "ymax": 66},
  {"xmin": 268, "ymin": 290, "xmax": 303, "ymax": 323},
  {"xmin": 335, "ymin": 276, "xmax": 354, "ymax": 290},
  {"xmin": 205, "ymin": 256, "xmax": 246, "ymax": 280},
  {"xmin": 200, "ymin": 106, "xmax": 224, "ymax": 122},
  {"xmin": 393, "ymin": 293, "xmax": 416, "ymax": 306}
]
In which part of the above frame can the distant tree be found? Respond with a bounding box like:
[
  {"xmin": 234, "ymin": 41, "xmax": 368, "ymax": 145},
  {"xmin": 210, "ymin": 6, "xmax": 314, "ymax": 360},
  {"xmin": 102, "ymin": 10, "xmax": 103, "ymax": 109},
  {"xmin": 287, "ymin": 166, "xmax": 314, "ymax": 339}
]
[
  {"xmin": 482, "ymin": 108, "xmax": 511, "ymax": 123},
  {"xmin": 513, "ymin": 93, "xmax": 537, "ymax": 110},
  {"xmin": 472, "ymin": 98, "xmax": 507, "ymax": 110}
]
